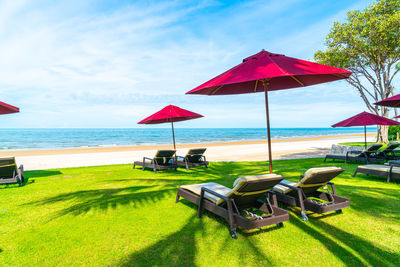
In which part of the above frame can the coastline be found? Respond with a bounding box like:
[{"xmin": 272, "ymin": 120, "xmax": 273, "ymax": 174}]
[
  {"xmin": 5, "ymin": 132, "xmax": 377, "ymax": 171},
  {"xmin": 0, "ymin": 132, "xmax": 375, "ymax": 157}
]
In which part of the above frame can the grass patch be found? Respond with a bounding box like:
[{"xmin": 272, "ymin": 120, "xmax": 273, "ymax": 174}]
[
  {"xmin": 337, "ymin": 142, "xmax": 390, "ymax": 148},
  {"xmin": 0, "ymin": 159, "xmax": 399, "ymax": 266}
]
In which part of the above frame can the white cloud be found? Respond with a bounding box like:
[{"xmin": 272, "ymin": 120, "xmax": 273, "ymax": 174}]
[{"xmin": 0, "ymin": 0, "xmax": 376, "ymax": 128}]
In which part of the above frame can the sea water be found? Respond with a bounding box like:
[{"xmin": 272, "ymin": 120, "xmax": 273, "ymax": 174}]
[{"xmin": 0, "ymin": 128, "xmax": 375, "ymax": 151}]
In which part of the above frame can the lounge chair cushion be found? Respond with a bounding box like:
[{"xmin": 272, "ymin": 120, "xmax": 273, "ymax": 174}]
[
  {"xmin": 180, "ymin": 182, "xmax": 231, "ymax": 204},
  {"xmin": 273, "ymin": 167, "xmax": 343, "ymax": 194},
  {"xmin": 302, "ymin": 167, "xmax": 342, "ymax": 182},
  {"xmin": 0, "ymin": 163, "xmax": 17, "ymax": 179},
  {"xmin": 181, "ymin": 173, "xmax": 283, "ymax": 205},
  {"xmin": 273, "ymin": 180, "xmax": 296, "ymax": 194}
]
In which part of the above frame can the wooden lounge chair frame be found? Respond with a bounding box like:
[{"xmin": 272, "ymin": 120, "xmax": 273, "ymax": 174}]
[
  {"xmin": 324, "ymin": 144, "xmax": 384, "ymax": 164},
  {"xmin": 353, "ymin": 163, "xmax": 400, "ymax": 183},
  {"xmin": 133, "ymin": 150, "xmax": 177, "ymax": 173},
  {"xmin": 376, "ymin": 142, "xmax": 400, "ymax": 161},
  {"xmin": 176, "ymin": 175, "xmax": 290, "ymax": 239},
  {"xmin": 273, "ymin": 168, "xmax": 349, "ymax": 221},
  {"xmin": 0, "ymin": 157, "xmax": 24, "ymax": 187},
  {"xmin": 176, "ymin": 148, "xmax": 208, "ymax": 170}
]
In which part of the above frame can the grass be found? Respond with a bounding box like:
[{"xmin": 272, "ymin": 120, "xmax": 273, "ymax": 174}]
[
  {"xmin": 0, "ymin": 159, "xmax": 399, "ymax": 266},
  {"xmin": 338, "ymin": 142, "xmax": 377, "ymax": 146}
]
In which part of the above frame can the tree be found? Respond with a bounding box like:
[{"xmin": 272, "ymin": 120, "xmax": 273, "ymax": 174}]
[{"xmin": 315, "ymin": 0, "xmax": 400, "ymax": 143}]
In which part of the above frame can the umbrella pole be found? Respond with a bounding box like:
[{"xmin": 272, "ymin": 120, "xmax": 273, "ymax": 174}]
[
  {"xmin": 364, "ymin": 125, "xmax": 367, "ymax": 149},
  {"xmin": 171, "ymin": 121, "xmax": 176, "ymax": 150},
  {"xmin": 262, "ymin": 80, "xmax": 273, "ymax": 173}
]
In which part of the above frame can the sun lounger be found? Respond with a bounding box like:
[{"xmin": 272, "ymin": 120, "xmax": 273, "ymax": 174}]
[
  {"xmin": 324, "ymin": 144, "xmax": 384, "ymax": 163},
  {"xmin": 176, "ymin": 148, "xmax": 208, "ymax": 170},
  {"xmin": 272, "ymin": 167, "xmax": 349, "ymax": 221},
  {"xmin": 376, "ymin": 142, "xmax": 400, "ymax": 160},
  {"xmin": 353, "ymin": 163, "xmax": 400, "ymax": 183},
  {"xmin": 0, "ymin": 157, "xmax": 24, "ymax": 187},
  {"xmin": 176, "ymin": 173, "xmax": 290, "ymax": 239},
  {"xmin": 133, "ymin": 150, "xmax": 177, "ymax": 173}
]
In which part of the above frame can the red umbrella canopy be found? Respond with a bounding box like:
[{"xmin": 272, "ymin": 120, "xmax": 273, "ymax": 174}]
[
  {"xmin": 186, "ymin": 50, "xmax": 352, "ymax": 95},
  {"xmin": 332, "ymin": 111, "xmax": 400, "ymax": 127},
  {"xmin": 138, "ymin": 105, "xmax": 203, "ymax": 124},
  {"xmin": 0, "ymin": 101, "xmax": 19, "ymax": 115},
  {"xmin": 374, "ymin": 94, "xmax": 400, "ymax": 107}
]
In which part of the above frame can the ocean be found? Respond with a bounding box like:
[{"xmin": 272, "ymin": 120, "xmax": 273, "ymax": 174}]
[{"xmin": 0, "ymin": 128, "xmax": 375, "ymax": 151}]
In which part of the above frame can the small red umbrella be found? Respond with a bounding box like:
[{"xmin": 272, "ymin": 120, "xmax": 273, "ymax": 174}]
[
  {"xmin": 332, "ymin": 111, "xmax": 400, "ymax": 148},
  {"xmin": 138, "ymin": 105, "xmax": 203, "ymax": 150},
  {"xmin": 374, "ymin": 94, "xmax": 400, "ymax": 107},
  {"xmin": 186, "ymin": 50, "xmax": 351, "ymax": 172},
  {"xmin": 0, "ymin": 101, "xmax": 19, "ymax": 115}
]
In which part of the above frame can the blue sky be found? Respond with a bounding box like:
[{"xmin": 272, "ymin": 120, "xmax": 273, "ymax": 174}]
[{"xmin": 0, "ymin": 0, "xmax": 379, "ymax": 128}]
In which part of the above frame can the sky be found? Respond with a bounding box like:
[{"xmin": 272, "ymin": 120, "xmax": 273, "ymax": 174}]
[{"xmin": 0, "ymin": 0, "xmax": 381, "ymax": 128}]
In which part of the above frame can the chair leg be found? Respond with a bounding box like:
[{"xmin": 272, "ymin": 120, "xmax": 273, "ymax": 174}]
[
  {"xmin": 387, "ymin": 165, "xmax": 393, "ymax": 183},
  {"xmin": 226, "ymin": 199, "xmax": 237, "ymax": 239},
  {"xmin": 197, "ymin": 189, "xmax": 205, "ymax": 218},
  {"xmin": 352, "ymin": 169, "xmax": 358, "ymax": 177},
  {"xmin": 297, "ymin": 189, "xmax": 308, "ymax": 221}
]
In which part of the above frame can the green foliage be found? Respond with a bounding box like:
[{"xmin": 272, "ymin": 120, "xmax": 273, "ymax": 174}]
[
  {"xmin": 315, "ymin": 0, "xmax": 400, "ymax": 69},
  {"xmin": 0, "ymin": 161, "xmax": 399, "ymax": 266},
  {"xmin": 388, "ymin": 125, "xmax": 400, "ymax": 138},
  {"xmin": 315, "ymin": 0, "xmax": 400, "ymax": 143}
]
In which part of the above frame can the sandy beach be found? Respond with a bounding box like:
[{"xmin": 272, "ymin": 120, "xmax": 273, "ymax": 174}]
[{"xmin": 0, "ymin": 133, "xmax": 375, "ymax": 171}]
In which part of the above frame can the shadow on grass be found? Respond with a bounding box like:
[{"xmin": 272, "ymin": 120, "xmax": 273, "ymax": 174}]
[
  {"xmin": 118, "ymin": 213, "xmax": 272, "ymax": 266},
  {"xmin": 25, "ymin": 161, "xmax": 264, "ymax": 219},
  {"xmin": 27, "ymin": 185, "xmax": 176, "ymax": 217},
  {"xmin": 339, "ymin": 184, "xmax": 400, "ymax": 219},
  {"xmin": 311, "ymin": 219, "xmax": 400, "ymax": 266},
  {"xmin": 0, "ymin": 177, "xmax": 34, "ymax": 189},
  {"xmin": 118, "ymin": 215, "xmax": 201, "ymax": 266},
  {"xmin": 24, "ymin": 170, "xmax": 62, "ymax": 178},
  {"xmin": 291, "ymin": 215, "xmax": 366, "ymax": 266},
  {"xmin": 130, "ymin": 161, "xmax": 270, "ymax": 186},
  {"xmin": 179, "ymin": 200, "xmax": 282, "ymax": 238}
]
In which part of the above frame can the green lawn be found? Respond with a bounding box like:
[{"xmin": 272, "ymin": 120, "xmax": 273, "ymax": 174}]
[
  {"xmin": 1, "ymin": 159, "xmax": 399, "ymax": 266},
  {"xmin": 338, "ymin": 142, "xmax": 386, "ymax": 147}
]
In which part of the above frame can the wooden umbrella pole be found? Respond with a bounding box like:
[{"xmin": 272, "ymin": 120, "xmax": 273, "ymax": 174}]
[
  {"xmin": 364, "ymin": 125, "xmax": 367, "ymax": 149},
  {"xmin": 171, "ymin": 121, "xmax": 176, "ymax": 151},
  {"xmin": 262, "ymin": 79, "xmax": 273, "ymax": 173}
]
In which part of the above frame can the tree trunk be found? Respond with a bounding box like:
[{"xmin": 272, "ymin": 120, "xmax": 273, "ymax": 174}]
[
  {"xmin": 377, "ymin": 106, "xmax": 390, "ymax": 143},
  {"xmin": 377, "ymin": 125, "xmax": 389, "ymax": 143}
]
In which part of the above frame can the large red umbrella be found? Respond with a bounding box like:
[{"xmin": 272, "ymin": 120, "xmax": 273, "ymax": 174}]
[
  {"xmin": 0, "ymin": 101, "xmax": 19, "ymax": 115},
  {"xmin": 332, "ymin": 111, "xmax": 400, "ymax": 148},
  {"xmin": 138, "ymin": 105, "xmax": 203, "ymax": 150},
  {"xmin": 374, "ymin": 95, "xmax": 400, "ymax": 119},
  {"xmin": 186, "ymin": 50, "xmax": 351, "ymax": 172},
  {"xmin": 374, "ymin": 94, "xmax": 400, "ymax": 107}
]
